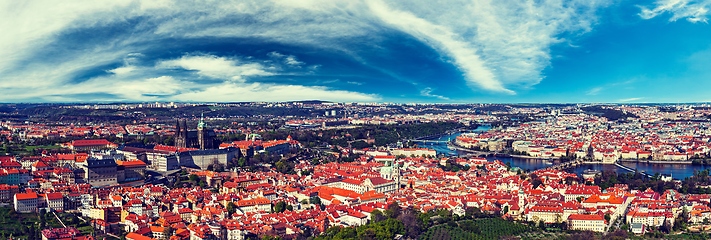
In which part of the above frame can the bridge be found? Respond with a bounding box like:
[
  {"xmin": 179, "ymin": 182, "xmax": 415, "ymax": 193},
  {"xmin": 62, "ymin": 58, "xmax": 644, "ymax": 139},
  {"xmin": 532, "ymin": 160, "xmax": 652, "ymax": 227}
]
[
  {"xmin": 541, "ymin": 160, "xmax": 655, "ymax": 178},
  {"xmin": 614, "ymin": 162, "xmax": 653, "ymax": 178},
  {"xmin": 542, "ymin": 159, "xmax": 586, "ymax": 171},
  {"xmin": 409, "ymin": 139, "xmax": 450, "ymax": 144}
]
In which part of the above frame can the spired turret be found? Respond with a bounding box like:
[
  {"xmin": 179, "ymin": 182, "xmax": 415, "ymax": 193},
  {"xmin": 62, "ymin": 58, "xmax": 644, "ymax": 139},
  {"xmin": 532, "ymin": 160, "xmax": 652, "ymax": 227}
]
[
  {"xmin": 175, "ymin": 118, "xmax": 187, "ymax": 148},
  {"xmin": 181, "ymin": 120, "xmax": 188, "ymax": 135},
  {"xmin": 176, "ymin": 119, "xmax": 182, "ymax": 135},
  {"xmin": 197, "ymin": 112, "xmax": 206, "ymax": 130},
  {"xmin": 197, "ymin": 113, "xmax": 206, "ymax": 150}
]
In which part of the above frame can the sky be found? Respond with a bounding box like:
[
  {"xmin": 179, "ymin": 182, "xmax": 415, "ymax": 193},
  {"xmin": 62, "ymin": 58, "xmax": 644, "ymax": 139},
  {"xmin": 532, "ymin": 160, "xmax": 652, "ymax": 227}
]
[{"xmin": 1, "ymin": 0, "xmax": 711, "ymax": 103}]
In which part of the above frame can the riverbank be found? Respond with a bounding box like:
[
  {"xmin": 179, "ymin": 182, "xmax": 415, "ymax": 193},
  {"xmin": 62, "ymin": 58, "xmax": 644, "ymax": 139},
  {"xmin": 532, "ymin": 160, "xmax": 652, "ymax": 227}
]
[
  {"xmin": 420, "ymin": 128, "xmax": 711, "ymax": 179},
  {"xmin": 510, "ymin": 154, "xmax": 560, "ymax": 160},
  {"xmin": 619, "ymin": 159, "xmax": 693, "ymax": 164},
  {"xmin": 414, "ymin": 126, "xmax": 487, "ymax": 141},
  {"xmin": 448, "ymin": 142, "xmax": 560, "ymax": 160}
]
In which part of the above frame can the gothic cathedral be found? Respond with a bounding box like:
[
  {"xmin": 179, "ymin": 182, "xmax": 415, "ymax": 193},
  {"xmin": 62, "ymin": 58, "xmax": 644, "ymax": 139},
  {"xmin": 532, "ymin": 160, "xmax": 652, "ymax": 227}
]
[{"xmin": 175, "ymin": 113, "xmax": 216, "ymax": 150}]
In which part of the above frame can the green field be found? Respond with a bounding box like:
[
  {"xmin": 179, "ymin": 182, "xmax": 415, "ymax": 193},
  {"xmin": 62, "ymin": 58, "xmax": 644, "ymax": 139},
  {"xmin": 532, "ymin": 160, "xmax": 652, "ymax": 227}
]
[{"xmin": 0, "ymin": 144, "xmax": 62, "ymax": 156}]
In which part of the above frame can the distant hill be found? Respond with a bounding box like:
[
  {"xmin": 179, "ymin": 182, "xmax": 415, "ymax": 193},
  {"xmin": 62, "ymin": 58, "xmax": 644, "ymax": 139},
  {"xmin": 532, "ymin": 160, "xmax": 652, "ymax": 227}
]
[
  {"xmin": 581, "ymin": 105, "xmax": 638, "ymax": 121},
  {"xmin": 290, "ymin": 100, "xmax": 333, "ymax": 104}
]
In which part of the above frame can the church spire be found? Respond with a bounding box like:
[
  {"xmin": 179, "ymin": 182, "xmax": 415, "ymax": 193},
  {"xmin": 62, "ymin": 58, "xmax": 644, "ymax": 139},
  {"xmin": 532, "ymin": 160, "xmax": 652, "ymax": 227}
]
[
  {"xmin": 197, "ymin": 112, "xmax": 206, "ymax": 130},
  {"xmin": 176, "ymin": 119, "xmax": 181, "ymax": 135}
]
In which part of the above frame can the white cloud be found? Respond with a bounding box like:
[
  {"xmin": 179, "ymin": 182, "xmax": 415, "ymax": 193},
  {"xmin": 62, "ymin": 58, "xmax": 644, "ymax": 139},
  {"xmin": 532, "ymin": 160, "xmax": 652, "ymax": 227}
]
[
  {"xmin": 0, "ymin": 0, "xmax": 153, "ymax": 73},
  {"xmin": 618, "ymin": 97, "xmax": 643, "ymax": 102},
  {"xmin": 366, "ymin": 0, "xmax": 609, "ymax": 94},
  {"xmin": 268, "ymin": 51, "xmax": 304, "ymax": 67},
  {"xmin": 285, "ymin": 56, "xmax": 304, "ymax": 66},
  {"xmin": 0, "ymin": 0, "xmax": 613, "ymax": 102},
  {"xmin": 0, "ymin": 49, "xmax": 378, "ymax": 102},
  {"xmin": 0, "ymin": 74, "xmax": 190, "ymax": 102},
  {"xmin": 111, "ymin": 76, "xmax": 187, "ymax": 97},
  {"xmin": 366, "ymin": 0, "xmax": 511, "ymax": 94},
  {"xmin": 586, "ymin": 79, "xmax": 637, "ymax": 96},
  {"xmin": 60, "ymin": 75, "xmax": 190, "ymax": 101},
  {"xmin": 639, "ymin": 0, "xmax": 711, "ymax": 23},
  {"xmin": 586, "ymin": 87, "xmax": 603, "ymax": 96},
  {"xmin": 108, "ymin": 66, "xmax": 136, "ymax": 75},
  {"xmin": 171, "ymin": 83, "xmax": 379, "ymax": 102},
  {"xmin": 0, "ymin": 49, "xmax": 129, "ymax": 89},
  {"xmin": 420, "ymin": 87, "xmax": 450, "ymax": 100},
  {"xmin": 157, "ymin": 55, "xmax": 272, "ymax": 81}
]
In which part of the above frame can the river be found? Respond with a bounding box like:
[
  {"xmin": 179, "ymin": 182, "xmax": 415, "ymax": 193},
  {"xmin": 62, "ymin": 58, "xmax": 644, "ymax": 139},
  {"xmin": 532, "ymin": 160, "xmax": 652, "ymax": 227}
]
[{"xmin": 418, "ymin": 126, "xmax": 711, "ymax": 180}]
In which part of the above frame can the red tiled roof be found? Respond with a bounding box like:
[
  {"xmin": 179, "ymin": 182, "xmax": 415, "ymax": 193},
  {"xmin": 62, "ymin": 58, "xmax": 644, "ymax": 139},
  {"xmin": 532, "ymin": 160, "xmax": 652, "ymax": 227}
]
[
  {"xmin": 126, "ymin": 232, "xmax": 154, "ymax": 240},
  {"xmin": 46, "ymin": 192, "xmax": 63, "ymax": 200},
  {"xmin": 568, "ymin": 214, "xmax": 604, "ymax": 221},
  {"xmin": 236, "ymin": 197, "xmax": 270, "ymax": 207},
  {"xmin": 71, "ymin": 139, "xmax": 113, "ymax": 147},
  {"xmin": 117, "ymin": 160, "xmax": 147, "ymax": 167},
  {"xmin": 341, "ymin": 178, "xmax": 362, "ymax": 185},
  {"xmin": 0, "ymin": 161, "xmax": 21, "ymax": 168},
  {"xmin": 368, "ymin": 177, "xmax": 392, "ymax": 186},
  {"xmin": 33, "ymin": 161, "xmax": 49, "ymax": 168},
  {"xmin": 15, "ymin": 192, "xmax": 38, "ymax": 201}
]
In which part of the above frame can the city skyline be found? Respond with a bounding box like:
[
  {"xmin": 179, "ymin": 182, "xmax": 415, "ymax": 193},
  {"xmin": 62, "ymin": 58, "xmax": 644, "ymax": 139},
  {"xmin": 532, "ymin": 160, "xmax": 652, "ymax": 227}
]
[{"xmin": 2, "ymin": 0, "xmax": 711, "ymax": 103}]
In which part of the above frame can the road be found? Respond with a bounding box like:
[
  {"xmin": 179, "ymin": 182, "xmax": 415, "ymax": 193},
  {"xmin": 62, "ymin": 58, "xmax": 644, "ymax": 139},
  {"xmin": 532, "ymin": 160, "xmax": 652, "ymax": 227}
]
[{"xmin": 53, "ymin": 211, "xmax": 67, "ymax": 228}]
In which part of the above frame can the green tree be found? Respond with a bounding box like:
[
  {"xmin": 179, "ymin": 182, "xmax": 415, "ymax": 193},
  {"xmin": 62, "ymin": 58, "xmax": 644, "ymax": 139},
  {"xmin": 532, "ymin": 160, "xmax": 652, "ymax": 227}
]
[
  {"xmin": 212, "ymin": 163, "xmax": 225, "ymax": 172},
  {"xmin": 371, "ymin": 209, "xmax": 386, "ymax": 223},
  {"xmin": 227, "ymin": 202, "xmax": 236, "ymax": 215},
  {"xmin": 458, "ymin": 220, "xmax": 480, "ymax": 234},
  {"xmin": 274, "ymin": 160, "xmax": 293, "ymax": 174},
  {"xmin": 189, "ymin": 174, "xmax": 199, "ymax": 182},
  {"xmin": 261, "ymin": 236, "xmax": 282, "ymax": 240},
  {"xmin": 273, "ymin": 201, "xmax": 289, "ymax": 213},
  {"xmin": 465, "ymin": 207, "xmax": 482, "ymax": 219},
  {"xmin": 385, "ymin": 202, "xmax": 401, "ymax": 219},
  {"xmin": 39, "ymin": 209, "xmax": 46, "ymax": 229},
  {"xmin": 333, "ymin": 226, "xmax": 357, "ymax": 239},
  {"xmin": 163, "ymin": 226, "xmax": 174, "ymax": 238}
]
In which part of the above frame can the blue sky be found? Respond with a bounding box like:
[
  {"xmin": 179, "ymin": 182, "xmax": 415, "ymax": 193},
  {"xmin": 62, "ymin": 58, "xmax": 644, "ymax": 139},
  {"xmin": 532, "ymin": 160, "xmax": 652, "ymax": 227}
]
[{"xmin": 1, "ymin": 0, "xmax": 710, "ymax": 103}]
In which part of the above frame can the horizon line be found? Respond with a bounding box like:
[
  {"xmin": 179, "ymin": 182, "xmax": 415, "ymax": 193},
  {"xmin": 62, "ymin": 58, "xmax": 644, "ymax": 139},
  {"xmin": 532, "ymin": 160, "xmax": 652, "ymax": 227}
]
[{"xmin": 1, "ymin": 101, "xmax": 710, "ymax": 105}]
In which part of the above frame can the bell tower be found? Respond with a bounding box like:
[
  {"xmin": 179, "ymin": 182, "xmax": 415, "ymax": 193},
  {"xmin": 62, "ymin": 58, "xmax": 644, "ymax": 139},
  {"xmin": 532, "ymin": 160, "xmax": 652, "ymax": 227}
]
[{"xmin": 197, "ymin": 113, "xmax": 206, "ymax": 150}]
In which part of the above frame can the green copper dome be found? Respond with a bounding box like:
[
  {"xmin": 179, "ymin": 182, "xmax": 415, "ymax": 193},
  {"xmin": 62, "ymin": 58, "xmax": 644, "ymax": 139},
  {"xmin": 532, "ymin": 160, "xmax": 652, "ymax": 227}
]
[{"xmin": 197, "ymin": 113, "xmax": 206, "ymax": 129}]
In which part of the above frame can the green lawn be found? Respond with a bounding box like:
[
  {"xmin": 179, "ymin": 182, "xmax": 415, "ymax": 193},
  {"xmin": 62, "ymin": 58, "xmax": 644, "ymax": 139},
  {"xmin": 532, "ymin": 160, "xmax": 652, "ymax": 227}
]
[
  {"xmin": 77, "ymin": 225, "xmax": 94, "ymax": 236},
  {"xmin": 25, "ymin": 144, "xmax": 61, "ymax": 151}
]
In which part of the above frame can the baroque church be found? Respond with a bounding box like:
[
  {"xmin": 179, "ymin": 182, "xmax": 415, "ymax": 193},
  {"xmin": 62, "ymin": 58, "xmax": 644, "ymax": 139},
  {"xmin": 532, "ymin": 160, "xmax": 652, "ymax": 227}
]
[{"xmin": 175, "ymin": 114, "xmax": 216, "ymax": 150}]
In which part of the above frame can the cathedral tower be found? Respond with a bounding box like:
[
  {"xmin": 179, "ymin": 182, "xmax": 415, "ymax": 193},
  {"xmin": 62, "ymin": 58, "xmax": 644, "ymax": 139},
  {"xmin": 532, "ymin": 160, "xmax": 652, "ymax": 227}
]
[{"xmin": 197, "ymin": 113, "xmax": 207, "ymax": 150}]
